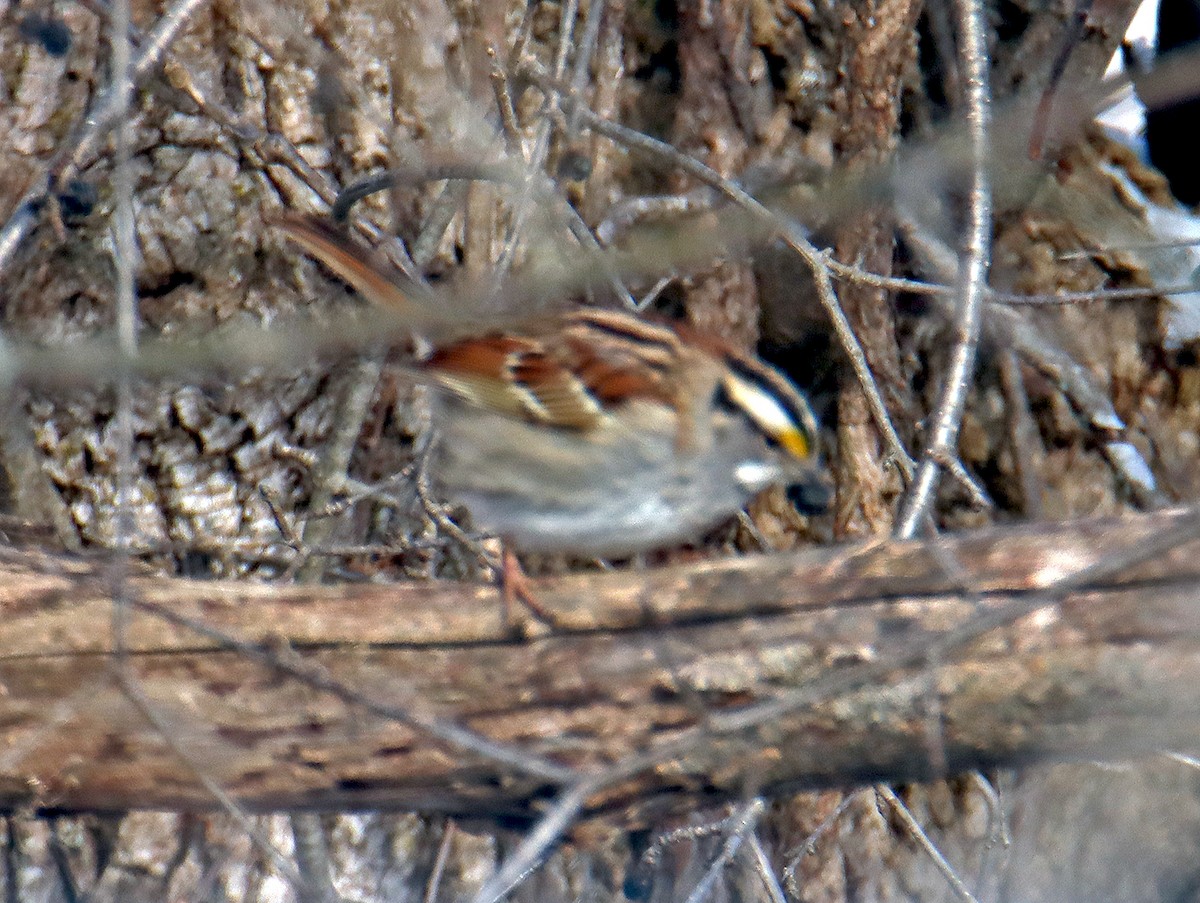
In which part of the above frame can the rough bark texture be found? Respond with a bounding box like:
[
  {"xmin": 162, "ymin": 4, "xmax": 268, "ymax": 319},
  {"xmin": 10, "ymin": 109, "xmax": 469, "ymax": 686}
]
[
  {"xmin": 2, "ymin": 0, "xmax": 1192, "ymax": 900},
  {"xmin": 2, "ymin": 509, "xmax": 1200, "ymax": 823},
  {"xmin": 827, "ymin": 0, "xmax": 920, "ymax": 538}
]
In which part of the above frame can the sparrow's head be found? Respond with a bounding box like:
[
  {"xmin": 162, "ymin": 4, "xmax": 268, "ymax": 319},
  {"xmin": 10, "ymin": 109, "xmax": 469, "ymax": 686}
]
[{"xmin": 716, "ymin": 350, "xmax": 832, "ymax": 514}]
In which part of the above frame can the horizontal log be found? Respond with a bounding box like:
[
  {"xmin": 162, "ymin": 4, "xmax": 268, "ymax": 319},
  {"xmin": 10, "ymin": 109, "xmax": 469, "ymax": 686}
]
[{"xmin": 1, "ymin": 507, "xmax": 1199, "ymax": 824}]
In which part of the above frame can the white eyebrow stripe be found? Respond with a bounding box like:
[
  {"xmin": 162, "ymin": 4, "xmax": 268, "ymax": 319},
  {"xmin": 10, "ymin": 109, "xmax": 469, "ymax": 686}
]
[{"xmin": 722, "ymin": 372, "xmax": 798, "ymax": 438}]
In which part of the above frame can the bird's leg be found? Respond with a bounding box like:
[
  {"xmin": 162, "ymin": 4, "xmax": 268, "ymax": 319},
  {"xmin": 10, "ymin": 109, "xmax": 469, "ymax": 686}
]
[{"xmin": 499, "ymin": 545, "xmax": 563, "ymax": 633}]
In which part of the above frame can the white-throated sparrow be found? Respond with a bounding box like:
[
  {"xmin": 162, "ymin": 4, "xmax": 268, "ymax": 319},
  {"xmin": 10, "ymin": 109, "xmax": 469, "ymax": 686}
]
[{"xmin": 275, "ymin": 213, "xmax": 830, "ymax": 557}]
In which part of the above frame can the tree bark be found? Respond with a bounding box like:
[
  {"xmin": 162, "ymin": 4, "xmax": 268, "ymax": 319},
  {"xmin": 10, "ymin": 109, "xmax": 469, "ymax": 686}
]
[{"xmin": 2, "ymin": 507, "xmax": 1199, "ymax": 826}]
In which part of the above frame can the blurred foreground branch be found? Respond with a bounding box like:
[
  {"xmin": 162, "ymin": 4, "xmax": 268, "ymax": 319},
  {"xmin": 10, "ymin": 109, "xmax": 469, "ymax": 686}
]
[{"xmin": 2, "ymin": 507, "xmax": 1200, "ymax": 825}]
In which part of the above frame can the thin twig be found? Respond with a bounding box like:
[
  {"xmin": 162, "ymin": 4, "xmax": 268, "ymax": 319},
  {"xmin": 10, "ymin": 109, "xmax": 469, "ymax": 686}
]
[
  {"xmin": 992, "ymin": 283, "xmax": 1195, "ymax": 305},
  {"xmin": 109, "ymin": 0, "xmax": 138, "ymax": 668},
  {"xmin": 876, "ymin": 785, "xmax": 980, "ymax": 903},
  {"xmin": 564, "ymin": 0, "xmax": 605, "ymax": 140},
  {"xmin": 1163, "ymin": 751, "xmax": 1200, "ymax": 770},
  {"xmin": 422, "ymin": 820, "xmax": 456, "ymax": 903},
  {"xmin": 681, "ymin": 799, "xmax": 767, "ymax": 903},
  {"xmin": 488, "ymin": 47, "xmax": 524, "ymax": 153},
  {"xmin": 894, "ymin": 0, "xmax": 992, "ymax": 538},
  {"xmin": 641, "ymin": 808, "xmax": 744, "ymax": 866},
  {"xmin": 782, "ymin": 792, "xmax": 863, "ymax": 896},
  {"xmin": 829, "ymin": 254, "xmax": 1193, "ymax": 306},
  {"xmin": 491, "ymin": 0, "xmax": 579, "ymax": 281},
  {"xmin": 468, "ymin": 781, "xmax": 590, "ymax": 903},
  {"xmin": 746, "ymin": 831, "xmax": 788, "ymax": 903},
  {"xmin": 968, "ymin": 771, "xmax": 1011, "ymax": 850},
  {"xmin": 968, "ymin": 770, "xmax": 1012, "ymax": 901}
]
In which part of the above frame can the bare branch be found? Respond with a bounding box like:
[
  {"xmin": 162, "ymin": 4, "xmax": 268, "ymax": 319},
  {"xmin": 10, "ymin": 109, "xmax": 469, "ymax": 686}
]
[{"xmin": 895, "ymin": 0, "xmax": 992, "ymax": 537}]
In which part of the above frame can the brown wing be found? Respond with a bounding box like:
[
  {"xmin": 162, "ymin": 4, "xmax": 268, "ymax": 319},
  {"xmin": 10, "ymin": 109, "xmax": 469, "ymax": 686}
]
[
  {"xmin": 274, "ymin": 212, "xmax": 691, "ymax": 431},
  {"xmin": 423, "ymin": 334, "xmax": 602, "ymax": 429},
  {"xmin": 423, "ymin": 310, "xmax": 684, "ymax": 430}
]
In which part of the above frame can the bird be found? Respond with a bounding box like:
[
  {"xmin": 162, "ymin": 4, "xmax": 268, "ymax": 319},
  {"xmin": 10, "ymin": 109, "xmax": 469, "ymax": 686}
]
[{"xmin": 273, "ymin": 212, "xmax": 830, "ymax": 561}]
